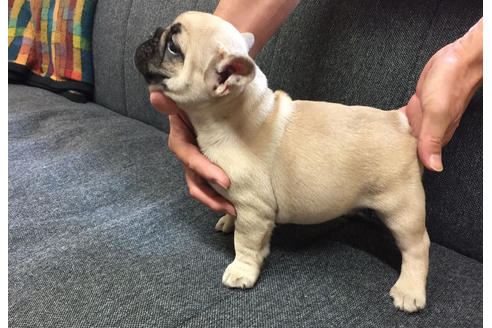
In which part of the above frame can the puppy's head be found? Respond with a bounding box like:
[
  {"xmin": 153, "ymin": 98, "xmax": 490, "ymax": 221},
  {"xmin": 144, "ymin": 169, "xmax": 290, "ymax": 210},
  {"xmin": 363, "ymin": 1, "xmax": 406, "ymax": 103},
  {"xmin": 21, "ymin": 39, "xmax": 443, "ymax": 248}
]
[{"xmin": 134, "ymin": 11, "xmax": 256, "ymax": 109}]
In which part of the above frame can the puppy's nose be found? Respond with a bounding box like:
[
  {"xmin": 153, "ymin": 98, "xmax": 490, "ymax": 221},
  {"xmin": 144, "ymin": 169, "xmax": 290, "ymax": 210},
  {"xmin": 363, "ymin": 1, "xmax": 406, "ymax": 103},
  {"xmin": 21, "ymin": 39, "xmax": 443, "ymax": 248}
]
[
  {"xmin": 134, "ymin": 26, "xmax": 165, "ymax": 76},
  {"xmin": 153, "ymin": 26, "xmax": 165, "ymax": 40}
]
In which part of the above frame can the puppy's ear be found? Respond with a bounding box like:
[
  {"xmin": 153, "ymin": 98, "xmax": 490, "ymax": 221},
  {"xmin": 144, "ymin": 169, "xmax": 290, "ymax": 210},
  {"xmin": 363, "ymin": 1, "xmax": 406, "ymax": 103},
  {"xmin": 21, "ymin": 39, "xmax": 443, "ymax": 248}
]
[
  {"xmin": 241, "ymin": 32, "xmax": 255, "ymax": 52},
  {"xmin": 205, "ymin": 45, "xmax": 255, "ymax": 97}
]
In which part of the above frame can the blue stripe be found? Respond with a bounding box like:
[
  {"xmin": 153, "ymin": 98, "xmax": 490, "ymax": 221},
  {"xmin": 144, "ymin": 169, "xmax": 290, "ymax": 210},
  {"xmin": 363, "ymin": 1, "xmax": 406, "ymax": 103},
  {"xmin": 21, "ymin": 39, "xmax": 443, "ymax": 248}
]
[
  {"xmin": 80, "ymin": 0, "xmax": 96, "ymax": 84},
  {"xmin": 46, "ymin": 0, "xmax": 56, "ymax": 76}
]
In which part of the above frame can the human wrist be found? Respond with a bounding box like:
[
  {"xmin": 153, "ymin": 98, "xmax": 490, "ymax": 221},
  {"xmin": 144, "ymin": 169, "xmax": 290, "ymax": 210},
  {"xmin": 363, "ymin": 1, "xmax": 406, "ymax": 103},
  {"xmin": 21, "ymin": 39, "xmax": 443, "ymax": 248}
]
[{"xmin": 213, "ymin": 0, "xmax": 299, "ymax": 57}]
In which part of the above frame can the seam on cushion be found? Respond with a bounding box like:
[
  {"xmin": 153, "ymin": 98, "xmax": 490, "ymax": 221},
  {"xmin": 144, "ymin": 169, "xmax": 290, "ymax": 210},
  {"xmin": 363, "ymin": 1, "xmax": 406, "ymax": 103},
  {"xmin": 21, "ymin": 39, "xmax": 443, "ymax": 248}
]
[
  {"xmin": 121, "ymin": 0, "xmax": 135, "ymax": 117},
  {"xmin": 433, "ymin": 239, "xmax": 482, "ymax": 263},
  {"xmin": 431, "ymin": 241, "xmax": 482, "ymax": 264}
]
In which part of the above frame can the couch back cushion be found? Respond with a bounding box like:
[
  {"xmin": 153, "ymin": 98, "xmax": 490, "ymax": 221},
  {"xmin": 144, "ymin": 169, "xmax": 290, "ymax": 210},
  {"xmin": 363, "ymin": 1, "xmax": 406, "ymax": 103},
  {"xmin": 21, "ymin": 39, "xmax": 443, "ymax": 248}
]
[
  {"xmin": 92, "ymin": 0, "xmax": 132, "ymax": 116},
  {"xmin": 91, "ymin": 0, "xmax": 482, "ymax": 261},
  {"xmin": 92, "ymin": 0, "xmax": 217, "ymax": 132}
]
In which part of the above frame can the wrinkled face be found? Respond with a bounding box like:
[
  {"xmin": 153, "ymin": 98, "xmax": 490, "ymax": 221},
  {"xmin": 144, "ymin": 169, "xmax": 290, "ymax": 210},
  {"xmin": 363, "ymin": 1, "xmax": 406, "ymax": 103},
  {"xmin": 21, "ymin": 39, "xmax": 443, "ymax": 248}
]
[{"xmin": 134, "ymin": 11, "xmax": 256, "ymax": 110}]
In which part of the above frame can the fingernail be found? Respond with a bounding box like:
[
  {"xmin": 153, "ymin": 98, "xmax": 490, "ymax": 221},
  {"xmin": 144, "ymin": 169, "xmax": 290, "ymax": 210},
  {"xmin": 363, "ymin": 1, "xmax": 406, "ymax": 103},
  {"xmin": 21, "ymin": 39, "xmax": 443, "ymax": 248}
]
[
  {"xmin": 429, "ymin": 154, "xmax": 443, "ymax": 172},
  {"xmin": 215, "ymin": 179, "xmax": 229, "ymax": 190},
  {"xmin": 226, "ymin": 205, "xmax": 236, "ymax": 216}
]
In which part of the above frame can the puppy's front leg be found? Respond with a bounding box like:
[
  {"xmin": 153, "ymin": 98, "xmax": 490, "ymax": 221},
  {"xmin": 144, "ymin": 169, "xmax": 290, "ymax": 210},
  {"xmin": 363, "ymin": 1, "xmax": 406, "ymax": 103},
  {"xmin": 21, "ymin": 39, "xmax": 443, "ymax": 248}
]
[
  {"xmin": 215, "ymin": 214, "xmax": 235, "ymax": 233},
  {"xmin": 222, "ymin": 209, "xmax": 275, "ymax": 289}
]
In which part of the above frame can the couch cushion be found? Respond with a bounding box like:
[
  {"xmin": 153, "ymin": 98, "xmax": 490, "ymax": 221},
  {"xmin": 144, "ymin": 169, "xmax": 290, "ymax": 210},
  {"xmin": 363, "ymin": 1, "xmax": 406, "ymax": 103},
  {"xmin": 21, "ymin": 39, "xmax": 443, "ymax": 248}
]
[
  {"xmin": 92, "ymin": 0, "xmax": 133, "ymax": 116},
  {"xmin": 9, "ymin": 84, "xmax": 482, "ymax": 327}
]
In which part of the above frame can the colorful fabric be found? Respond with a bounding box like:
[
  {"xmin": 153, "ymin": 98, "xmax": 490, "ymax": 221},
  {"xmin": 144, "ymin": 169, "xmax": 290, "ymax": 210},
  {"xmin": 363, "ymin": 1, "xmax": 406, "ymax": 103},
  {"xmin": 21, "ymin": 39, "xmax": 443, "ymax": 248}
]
[{"xmin": 8, "ymin": 0, "xmax": 96, "ymax": 102}]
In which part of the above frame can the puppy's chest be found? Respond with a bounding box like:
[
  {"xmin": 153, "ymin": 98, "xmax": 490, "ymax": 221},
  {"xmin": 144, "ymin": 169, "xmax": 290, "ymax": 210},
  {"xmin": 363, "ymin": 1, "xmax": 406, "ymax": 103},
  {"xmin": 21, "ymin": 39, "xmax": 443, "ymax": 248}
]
[
  {"xmin": 203, "ymin": 143, "xmax": 258, "ymax": 181},
  {"xmin": 201, "ymin": 143, "xmax": 271, "ymax": 202}
]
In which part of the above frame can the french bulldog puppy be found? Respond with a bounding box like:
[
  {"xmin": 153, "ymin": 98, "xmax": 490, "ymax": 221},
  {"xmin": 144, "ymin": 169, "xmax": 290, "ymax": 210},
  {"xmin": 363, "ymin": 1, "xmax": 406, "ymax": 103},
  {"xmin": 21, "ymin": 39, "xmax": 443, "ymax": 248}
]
[{"xmin": 135, "ymin": 11, "xmax": 430, "ymax": 313}]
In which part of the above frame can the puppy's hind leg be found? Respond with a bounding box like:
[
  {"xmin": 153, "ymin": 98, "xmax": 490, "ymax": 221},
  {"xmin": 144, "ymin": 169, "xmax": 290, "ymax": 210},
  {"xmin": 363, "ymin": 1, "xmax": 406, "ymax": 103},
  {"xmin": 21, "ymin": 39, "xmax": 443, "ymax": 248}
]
[{"xmin": 375, "ymin": 182, "xmax": 430, "ymax": 313}]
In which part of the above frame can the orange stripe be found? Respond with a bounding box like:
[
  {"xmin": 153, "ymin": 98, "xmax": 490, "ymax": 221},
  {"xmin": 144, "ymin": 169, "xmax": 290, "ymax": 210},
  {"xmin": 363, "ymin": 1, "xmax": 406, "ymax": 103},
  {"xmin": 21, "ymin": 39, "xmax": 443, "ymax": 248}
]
[
  {"xmin": 72, "ymin": 0, "xmax": 84, "ymax": 73},
  {"xmin": 50, "ymin": 0, "xmax": 61, "ymax": 79}
]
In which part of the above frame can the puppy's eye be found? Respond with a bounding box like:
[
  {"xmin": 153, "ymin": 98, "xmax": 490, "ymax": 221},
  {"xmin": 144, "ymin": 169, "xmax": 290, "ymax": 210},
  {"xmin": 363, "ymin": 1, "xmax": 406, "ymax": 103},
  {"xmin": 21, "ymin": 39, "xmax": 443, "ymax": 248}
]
[{"xmin": 167, "ymin": 39, "xmax": 180, "ymax": 56}]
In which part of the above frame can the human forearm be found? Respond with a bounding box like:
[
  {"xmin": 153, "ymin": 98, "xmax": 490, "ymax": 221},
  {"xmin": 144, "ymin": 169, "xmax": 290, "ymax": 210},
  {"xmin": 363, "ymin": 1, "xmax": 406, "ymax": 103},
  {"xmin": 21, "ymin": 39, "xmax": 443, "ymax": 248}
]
[
  {"xmin": 456, "ymin": 18, "xmax": 483, "ymax": 91},
  {"xmin": 214, "ymin": 0, "xmax": 299, "ymax": 57}
]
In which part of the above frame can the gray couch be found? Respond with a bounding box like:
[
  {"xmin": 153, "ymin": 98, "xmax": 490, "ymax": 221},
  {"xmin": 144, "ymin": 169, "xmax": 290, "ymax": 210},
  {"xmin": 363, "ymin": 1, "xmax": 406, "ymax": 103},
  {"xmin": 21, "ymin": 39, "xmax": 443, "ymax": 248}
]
[{"xmin": 9, "ymin": 0, "xmax": 482, "ymax": 327}]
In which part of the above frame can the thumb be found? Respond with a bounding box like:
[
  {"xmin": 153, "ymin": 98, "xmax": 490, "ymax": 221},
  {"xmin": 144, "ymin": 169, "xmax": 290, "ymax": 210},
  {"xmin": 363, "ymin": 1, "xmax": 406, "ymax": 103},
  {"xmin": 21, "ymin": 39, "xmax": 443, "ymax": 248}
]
[
  {"xmin": 150, "ymin": 91, "xmax": 179, "ymax": 115},
  {"xmin": 418, "ymin": 110, "xmax": 447, "ymax": 172}
]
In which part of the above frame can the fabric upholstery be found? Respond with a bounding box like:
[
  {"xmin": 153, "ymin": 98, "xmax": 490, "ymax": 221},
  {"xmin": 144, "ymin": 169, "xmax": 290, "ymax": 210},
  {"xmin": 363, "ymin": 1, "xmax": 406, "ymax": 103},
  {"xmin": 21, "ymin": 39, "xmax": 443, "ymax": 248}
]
[
  {"xmin": 8, "ymin": 84, "xmax": 483, "ymax": 327},
  {"xmin": 9, "ymin": 0, "xmax": 483, "ymax": 326},
  {"xmin": 91, "ymin": 0, "xmax": 133, "ymax": 115}
]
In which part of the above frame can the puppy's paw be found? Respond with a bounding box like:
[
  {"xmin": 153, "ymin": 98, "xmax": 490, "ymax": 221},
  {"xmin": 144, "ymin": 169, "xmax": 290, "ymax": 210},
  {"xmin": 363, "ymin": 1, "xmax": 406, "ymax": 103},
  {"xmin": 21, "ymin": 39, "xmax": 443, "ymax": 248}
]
[
  {"xmin": 390, "ymin": 280, "xmax": 426, "ymax": 313},
  {"xmin": 222, "ymin": 260, "xmax": 259, "ymax": 289},
  {"xmin": 215, "ymin": 214, "xmax": 235, "ymax": 234}
]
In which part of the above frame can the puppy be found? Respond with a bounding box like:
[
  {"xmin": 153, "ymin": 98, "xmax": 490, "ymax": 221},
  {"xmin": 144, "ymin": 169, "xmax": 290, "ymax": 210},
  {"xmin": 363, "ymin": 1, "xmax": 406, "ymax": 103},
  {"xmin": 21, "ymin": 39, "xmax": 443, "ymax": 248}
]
[{"xmin": 135, "ymin": 11, "xmax": 430, "ymax": 313}]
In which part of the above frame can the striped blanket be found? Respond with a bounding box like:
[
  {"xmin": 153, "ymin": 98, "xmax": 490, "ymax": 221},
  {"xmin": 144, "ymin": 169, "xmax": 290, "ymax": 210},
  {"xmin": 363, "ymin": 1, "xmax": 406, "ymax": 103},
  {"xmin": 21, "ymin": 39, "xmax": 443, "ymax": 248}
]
[{"xmin": 8, "ymin": 0, "xmax": 96, "ymax": 102}]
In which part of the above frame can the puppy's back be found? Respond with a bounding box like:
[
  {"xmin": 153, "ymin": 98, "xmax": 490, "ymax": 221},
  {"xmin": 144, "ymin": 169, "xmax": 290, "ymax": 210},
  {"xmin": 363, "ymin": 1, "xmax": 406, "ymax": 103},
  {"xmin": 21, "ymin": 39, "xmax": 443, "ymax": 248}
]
[{"xmin": 271, "ymin": 99, "xmax": 420, "ymax": 223}]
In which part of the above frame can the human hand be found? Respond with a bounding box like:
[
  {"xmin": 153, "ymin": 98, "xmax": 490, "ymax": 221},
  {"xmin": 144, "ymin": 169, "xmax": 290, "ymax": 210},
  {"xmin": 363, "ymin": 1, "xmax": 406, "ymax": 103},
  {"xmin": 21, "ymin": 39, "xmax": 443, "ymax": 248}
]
[
  {"xmin": 401, "ymin": 19, "xmax": 483, "ymax": 172},
  {"xmin": 150, "ymin": 91, "xmax": 236, "ymax": 216}
]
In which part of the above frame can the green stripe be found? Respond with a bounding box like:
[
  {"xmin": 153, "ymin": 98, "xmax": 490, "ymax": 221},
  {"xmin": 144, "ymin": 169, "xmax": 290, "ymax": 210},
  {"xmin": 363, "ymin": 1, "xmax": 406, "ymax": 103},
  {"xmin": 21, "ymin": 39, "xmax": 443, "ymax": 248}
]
[
  {"xmin": 73, "ymin": 22, "xmax": 81, "ymax": 36},
  {"xmin": 15, "ymin": 27, "xmax": 26, "ymax": 36},
  {"xmin": 8, "ymin": 18, "xmax": 18, "ymax": 28},
  {"xmin": 80, "ymin": 37, "xmax": 91, "ymax": 51}
]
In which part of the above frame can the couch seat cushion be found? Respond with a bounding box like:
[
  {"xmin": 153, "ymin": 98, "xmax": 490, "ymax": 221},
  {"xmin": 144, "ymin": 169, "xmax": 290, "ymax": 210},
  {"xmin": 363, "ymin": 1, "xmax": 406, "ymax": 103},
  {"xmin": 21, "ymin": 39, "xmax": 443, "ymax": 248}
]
[{"xmin": 9, "ymin": 85, "xmax": 482, "ymax": 327}]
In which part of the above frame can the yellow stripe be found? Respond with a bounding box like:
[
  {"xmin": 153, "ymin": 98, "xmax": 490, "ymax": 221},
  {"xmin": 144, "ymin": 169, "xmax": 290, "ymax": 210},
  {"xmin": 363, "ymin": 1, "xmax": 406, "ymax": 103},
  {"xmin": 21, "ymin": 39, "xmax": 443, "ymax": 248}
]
[
  {"xmin": 72, "ymin": 0, "xmax": 85, "ymax": 73},
  {"xmin": 23, "ymin": 20, "xmax": 35, "ymax": 40},
  {"xmin": 8, "ymin": 28, "xmax": 16, "ymax": 46},
  {"xmin": 10, "ymin": 0, "xmax": 26, "ymax": 20}
]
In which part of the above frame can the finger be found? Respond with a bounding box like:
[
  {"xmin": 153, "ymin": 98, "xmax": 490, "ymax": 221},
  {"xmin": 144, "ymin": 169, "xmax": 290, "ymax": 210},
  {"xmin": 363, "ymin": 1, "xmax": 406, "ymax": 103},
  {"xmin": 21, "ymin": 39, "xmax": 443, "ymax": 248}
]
[
  {"xmin": 176, "ymin": 140, "xmax": 230, "ymax": 189},
  {"xmin": 150, "ymin": 91, "xmax": 179, "ymax": 115},
  {"xmin": 404, "ymin": 94, "xmax": 423, "ymax": 139},
  {"xmin": 169, "ymin": 116, "xmax": 230, "ymax": 189},
  {"xmin": 418, "ymin": 109, "xmax": 448, "ymax": 172},
  {"xmin": 185, "ymin": 168, "xmax": 236, "ymax": 215},
  {"xmin": 169, "ymin": 114, "xmax": 197, "ymax": 144}
]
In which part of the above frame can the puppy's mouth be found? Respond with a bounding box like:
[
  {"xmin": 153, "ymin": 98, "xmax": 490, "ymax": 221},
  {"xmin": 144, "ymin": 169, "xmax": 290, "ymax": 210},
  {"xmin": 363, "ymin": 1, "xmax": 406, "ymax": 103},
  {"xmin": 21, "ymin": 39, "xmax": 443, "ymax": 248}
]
[{"xmin": 144, "ymin": 71, "xmax": 168, "ymax": 85}]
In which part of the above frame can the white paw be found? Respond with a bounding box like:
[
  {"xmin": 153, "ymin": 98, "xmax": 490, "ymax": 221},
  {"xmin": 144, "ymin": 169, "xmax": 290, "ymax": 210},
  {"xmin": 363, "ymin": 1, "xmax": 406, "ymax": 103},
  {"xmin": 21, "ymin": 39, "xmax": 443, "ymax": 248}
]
[
  {"xmin": 222, "ymin": 260, "xmax": 259, "ymax": 289},
  {"xmin": 390, "ymin": 279, "xmax": 426, "ymax": 312},
  {"xmin": 215, "ymin": 214, "xmax": 235, "ymax": 234}
]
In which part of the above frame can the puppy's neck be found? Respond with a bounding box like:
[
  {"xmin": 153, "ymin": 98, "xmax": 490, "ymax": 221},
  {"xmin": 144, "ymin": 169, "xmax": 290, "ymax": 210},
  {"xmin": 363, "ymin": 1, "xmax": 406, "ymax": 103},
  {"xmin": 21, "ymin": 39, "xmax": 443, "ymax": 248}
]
[{"xmin": 184, "ymin": 67, "xmax": 275, "ymax": 148}]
